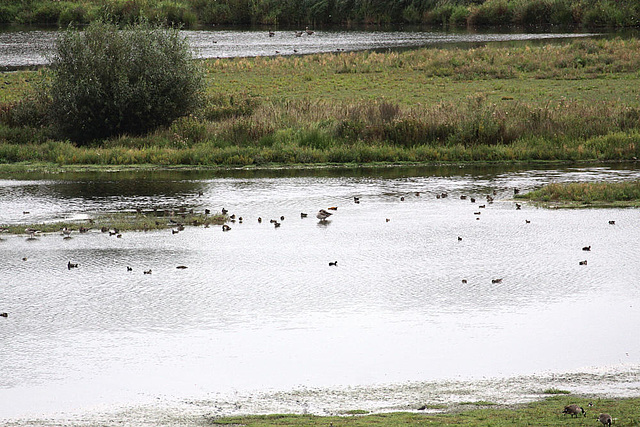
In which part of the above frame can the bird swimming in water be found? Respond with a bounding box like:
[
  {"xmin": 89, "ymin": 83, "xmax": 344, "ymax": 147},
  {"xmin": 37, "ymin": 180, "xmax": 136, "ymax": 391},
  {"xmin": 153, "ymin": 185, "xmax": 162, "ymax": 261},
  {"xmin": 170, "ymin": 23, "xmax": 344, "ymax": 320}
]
[
  {"xmin": 67, "ymin": 261, "xmax": 78, "ymax": 270},
  {"xmin": 329, "ymin": 261, "xmax": 337, "ymax": 266},
  {"xmin": 317, "ymin": 209, "xmax": 332, "ymax": 221}
]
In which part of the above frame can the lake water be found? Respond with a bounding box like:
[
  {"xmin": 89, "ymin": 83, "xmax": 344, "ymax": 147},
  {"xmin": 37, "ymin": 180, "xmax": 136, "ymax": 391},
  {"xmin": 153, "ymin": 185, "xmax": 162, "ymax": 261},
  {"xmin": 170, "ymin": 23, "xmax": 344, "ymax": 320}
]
[
  {"xmin": 1, "ymin": 164, "xmax": 639, "ymax": 422},
  {"xmin": 0, "ymin": 26, "xmax": 599, "ymax": 69}
]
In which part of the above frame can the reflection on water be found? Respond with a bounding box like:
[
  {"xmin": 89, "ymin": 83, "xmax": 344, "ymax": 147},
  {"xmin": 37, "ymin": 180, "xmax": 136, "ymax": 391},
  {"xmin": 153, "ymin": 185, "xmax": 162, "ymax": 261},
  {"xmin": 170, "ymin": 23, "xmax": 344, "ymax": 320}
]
[
  {"xmin": 0, "ymin": 26, "xmax": 599, "ymax": 69},
  {"xmin": 0, "ymin": 165, "xmax": 639, "ymax": 419}
]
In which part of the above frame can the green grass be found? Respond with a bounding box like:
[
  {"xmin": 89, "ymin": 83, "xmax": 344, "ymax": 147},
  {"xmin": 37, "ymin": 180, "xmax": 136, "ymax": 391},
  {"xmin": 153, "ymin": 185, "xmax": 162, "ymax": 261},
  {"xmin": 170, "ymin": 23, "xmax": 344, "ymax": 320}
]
[
  {"xmin": 2, "ymin": 38, "xmax": 640, "ymax": 168},
  {"xmin": 206, "ymin": 396, "xmax": 640, "ymax": 426},
  {"xmin": 518, "ymin": 181, "xmax": 640, "ymax": 207}
]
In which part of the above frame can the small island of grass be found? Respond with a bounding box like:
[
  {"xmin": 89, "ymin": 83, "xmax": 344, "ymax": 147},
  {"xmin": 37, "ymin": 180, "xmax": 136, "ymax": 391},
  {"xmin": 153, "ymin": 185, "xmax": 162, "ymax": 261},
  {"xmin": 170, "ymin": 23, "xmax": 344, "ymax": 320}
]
[{"xmin": 518, "ymin": 181, "xmax": 640, "ymax": 208}]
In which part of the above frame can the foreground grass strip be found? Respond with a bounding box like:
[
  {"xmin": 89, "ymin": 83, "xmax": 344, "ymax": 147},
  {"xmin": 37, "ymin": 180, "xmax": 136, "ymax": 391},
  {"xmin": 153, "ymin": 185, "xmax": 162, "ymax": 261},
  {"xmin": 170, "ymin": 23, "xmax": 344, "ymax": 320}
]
[
  {"xmin": 519, "ymin": 180, "xmax": 640, "ymax": 208},
  {"xmin": 207, "ymin": 396, "xmax": 640, "ymax": 426}
]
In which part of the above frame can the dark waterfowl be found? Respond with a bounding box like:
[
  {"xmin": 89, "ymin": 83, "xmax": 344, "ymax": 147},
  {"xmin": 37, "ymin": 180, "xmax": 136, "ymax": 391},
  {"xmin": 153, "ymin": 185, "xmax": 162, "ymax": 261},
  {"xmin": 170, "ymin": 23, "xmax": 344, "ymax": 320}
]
[
  {"xmin": 300, "ymin": 213, "xmax": 308, "ymax": 218},
  {"xmin": 329, "ymin": 261, "xmax": 337, "ymax": 266},
  {"xmin": 609, "ymin": 220, "xmax": 616, "ymax": 225},
  {"xmin": 127, "ymin": 266, "xmax": 133, "ymax": 271},
  {"xmin": 598, "ymin": 413, "xmax": 612, "ymax": 426},
  {"xmin": 258, "ymin": 217, "xmax": 262, "ymax": 223},
  {"xmin": 144, "ymin": 269, "xmax": 152, "ymax": 275},
  {"xmin": 0, "ymin": 312, "xmax": 7, "ymax": 318},
  {"xmin": 579, "ymin": 260, "xmax": 588, "ymax": 265},
  {"xmin": 67, "ymin": 261, "xmax": 78, "ymax": 270},
  {"xmin": 582, "ymin": 246, "xmax": 591, "ymax": 251},
  {"xmin": 176, "ymin": 265, "xmax": 188, "ymax": 269},
  {"xmin": 525, "ymin": 219, "xmax": 531, "ymax": 224},
  {"xmin": 222, "ymin": 224, "xmax": 231, "ymax": 232},
  {"xmin": 317, "ymin": 209, "xmax": 333, "ymax": 221},
  {"xmin": 458, "ymin": 236, "xmax": 462, "ymax": 241},
  {"xmin": 562, "ymin": 404, "xmax": 586, "ymax": 418},
  {"xmin": 515, "ymin": 203, "xmax": 522, "ymax": 210},
  {"xmin": 492, "ymin": 278, "xmax": 503, "ymax": 284},
  {"xmin": 461, "ymin": 279, "xmax": 467, "ymax": 284}
]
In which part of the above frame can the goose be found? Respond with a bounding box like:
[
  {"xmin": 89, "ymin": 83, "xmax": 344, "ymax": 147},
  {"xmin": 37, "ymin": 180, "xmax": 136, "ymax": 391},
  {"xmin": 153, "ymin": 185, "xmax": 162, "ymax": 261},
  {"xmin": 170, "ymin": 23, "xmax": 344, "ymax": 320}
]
[
  {"xmin": 582, "ymin": 246, "xmax": 591, "ymax": 251},
  {"xmin": 222, "ymin": 224, "xmax": 231, "ymax": 231},
  {"xmin": 0, "ymin": 312, "xmax": 8, "ymax": 318},
  {"xmin": 609, "ymin": 220, "xmax": 615, "ymax": 225},
  {"xmin": 67, "ymin": 261, "xmax": 78, "ymax": 270},
  {"xmin": 305, "ymin": 26, "xmax": 314, "ymax": 35},
  {"xmin": 269, "ymin": 30, "xmax": 275, "ymax": 37},
  {"xmin": 300, "ymin": 213, "xmax": 308, "ymax": 218},
  {"xmin": 329, "ymin": 261, "xmax": 337, "ymax": 266},
  {"xmin": 598, "ymin": 413, "xmax": 612, "ymax": 426},
  {"xmin": 317, "ymin": 209, "xmax": 332, "ymax": 221},
  {"xmin": 562, "ymin": 404, "xmax": 585, "ymax": 418}
]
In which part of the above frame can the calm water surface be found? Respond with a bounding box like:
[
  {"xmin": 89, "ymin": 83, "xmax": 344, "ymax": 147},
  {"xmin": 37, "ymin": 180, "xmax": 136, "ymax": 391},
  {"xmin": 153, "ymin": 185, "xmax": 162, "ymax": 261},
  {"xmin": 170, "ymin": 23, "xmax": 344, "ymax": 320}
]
[
  {"xmin": 0, "ymin": 27, "xmax": 598, "ymax": 69},
  {"xmin": 0, "ymin": 165, "xmax": 639, "ymax": 419}
]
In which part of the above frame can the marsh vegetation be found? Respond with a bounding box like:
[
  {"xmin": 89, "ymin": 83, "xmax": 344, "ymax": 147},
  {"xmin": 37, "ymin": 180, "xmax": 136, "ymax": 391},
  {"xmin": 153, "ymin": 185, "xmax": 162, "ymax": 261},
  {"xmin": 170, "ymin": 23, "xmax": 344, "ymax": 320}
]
[{"xmin": 1, "ymin": 37, "xmax": 640, "ymax": 168}]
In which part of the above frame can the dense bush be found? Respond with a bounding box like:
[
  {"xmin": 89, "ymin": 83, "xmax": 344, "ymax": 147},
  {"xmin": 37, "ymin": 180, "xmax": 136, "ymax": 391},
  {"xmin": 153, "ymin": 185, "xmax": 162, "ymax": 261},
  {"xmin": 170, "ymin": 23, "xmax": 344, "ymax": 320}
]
[{"xmin": 47, "ymin": 20, "xmax": 204, "ymax": 143}]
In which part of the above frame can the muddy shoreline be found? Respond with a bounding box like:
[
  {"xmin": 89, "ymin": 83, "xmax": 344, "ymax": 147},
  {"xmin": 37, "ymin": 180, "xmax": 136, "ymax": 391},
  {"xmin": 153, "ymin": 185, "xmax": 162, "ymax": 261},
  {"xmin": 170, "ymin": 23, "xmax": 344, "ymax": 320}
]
[{"xmin": 3, "ymin": 365, "xmax": 639, "ymax": 426}]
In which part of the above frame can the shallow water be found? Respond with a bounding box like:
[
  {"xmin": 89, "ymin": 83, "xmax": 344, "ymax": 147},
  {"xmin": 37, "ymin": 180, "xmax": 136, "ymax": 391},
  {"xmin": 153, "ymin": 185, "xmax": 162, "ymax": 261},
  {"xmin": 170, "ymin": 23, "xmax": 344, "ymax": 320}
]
[
  {"xmin": 0, "ymin": 26, "xmax": 598, "ymax": 69},
  {"xmin": 0, "ymin": 165, "xmax": 639, "ymax": 421}
]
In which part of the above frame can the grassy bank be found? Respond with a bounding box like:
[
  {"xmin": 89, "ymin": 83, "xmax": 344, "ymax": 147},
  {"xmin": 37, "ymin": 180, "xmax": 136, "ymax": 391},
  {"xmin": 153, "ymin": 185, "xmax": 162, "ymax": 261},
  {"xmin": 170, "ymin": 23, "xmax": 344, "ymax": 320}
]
[
  {"xmin": 208, "ymin": 395, "xmax": 640, "ymax": 426},
  {"xmin": 2, "ymin": 38, "xmax": 640, "ymax": 168},
  {"xmin": 0, "ymin": 211, "xmax": 227, "ymax": 235},
  {"xmin": 518, "ymin": 180, "xmax": 640, "ymax": 207},
  {"xmin": 1, "ymin": 0, "xmax": 640, "ymax": 27}
]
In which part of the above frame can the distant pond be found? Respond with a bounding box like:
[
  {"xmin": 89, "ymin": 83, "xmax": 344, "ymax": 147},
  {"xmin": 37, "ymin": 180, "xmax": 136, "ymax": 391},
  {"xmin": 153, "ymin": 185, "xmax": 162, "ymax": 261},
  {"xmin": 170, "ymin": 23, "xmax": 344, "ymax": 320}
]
[{"xmin": 0, "ymin": 25, "xmax": 601, "ymax": 70}]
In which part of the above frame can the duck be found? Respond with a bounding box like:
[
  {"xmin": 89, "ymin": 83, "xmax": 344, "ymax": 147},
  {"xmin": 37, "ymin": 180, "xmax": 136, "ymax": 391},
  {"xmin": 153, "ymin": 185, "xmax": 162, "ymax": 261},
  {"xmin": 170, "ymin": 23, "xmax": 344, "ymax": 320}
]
[
  {"xmin": 222, "ymin": 224, "xmax": 231, "ymax": 231},
  {"xmin": 258, "ymin": 217, "xmax": 262, "ymax": 223},
  {"xmin": 609, "ymin": 220, "xmax": 616, "ymax": 225},
  {"xmin": 268, "ymin": 30, "xmax": 275, "ymax": 37},
  {"xmin": 0, "ymin": 312, "xmax": 7, "ymax": 318},
  {"xmin": 492, "ymin": 278, "xmax": 503, "ymax": 284},
  {"xmin": 458, "ymin": 236, "xmax": 462, "ymax": 241},
  {"xmin": 400, "ymin": 196, "xmax": 405, "ymax": 201},
  {"xmin": 598, "ymin": 413, "xmax": 612, "ymax": 426},
  {"xmin": 274, "ymin": 221, "xmax": 281, "ymax": 228},
  {"xmin": 300, "ymin": 213, "xmax": 308, "ymax": 218},
  {"xmin": 144, "ymin": 269, "xmax": 152, "ymax": 275},
  {"xmin": 305, "ymin": 26, "xmax": 314, "ymax": 35},
  {"xmin": 460, "ymin": 195, "xmax": 467, "ymax": 200},
  {"xmin": 176, "ymin": 265, "xmax": 188, "ymax": 269},
  {"xmin": 317, "ymin": 209, "xmax": 333, "ymax": 221},
  {"xmin": 470, "ymin": 197, "xmax": 476, "ymax": 203},
  {"xmin": 67, "ymin": 261, "xmax": 78, "ymax": 270},
  {"xmin": 562, "ymin": 404, "xmax": 585, "ymax": 418},
  {"xmin": 515, "ymin": 203, "xmax": 522, "ymax": 210},
  {"xmin": 582, "ymin": 246, "xmax": 591, "ymax": 251},
  {"xmin": 579, "ymin": 260, "xmax": 588, "ymax": 265},
  {"xmin": 328, "ymin": 206, "xmax": 338, "ymax": 210},
  {"xmin": 329, "ymin": 261, "xmax": 337, "ymax": 266},
  {"xmin": 354, "ymin": 196, "xmax": 360, "ymax": 203},
  {"xmin": 127, "ymin": 266, "xmax": 133, "ymax": 271},
  {"xmin": 461, "ymin": 279, "xmax": 467, "ymax": 284},
  {"xmin": 280, "ymin": 216, "xmax": 285, "ymax": 221},
  {"xmin": 525, "ymin": 219, "xmax": 531, "ymax": 224}
]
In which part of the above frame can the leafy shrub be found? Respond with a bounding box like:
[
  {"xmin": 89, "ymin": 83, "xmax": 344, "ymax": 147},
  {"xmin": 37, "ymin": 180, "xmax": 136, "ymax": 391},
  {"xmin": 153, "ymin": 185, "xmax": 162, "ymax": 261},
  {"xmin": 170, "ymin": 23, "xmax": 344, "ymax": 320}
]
[{"xmin": 46, "ymin": 20, "xmax": 204, "ymax": 143}]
